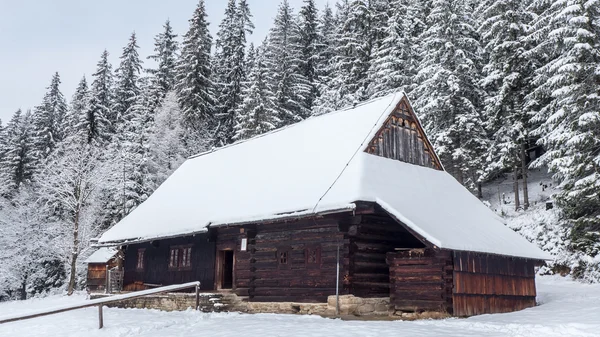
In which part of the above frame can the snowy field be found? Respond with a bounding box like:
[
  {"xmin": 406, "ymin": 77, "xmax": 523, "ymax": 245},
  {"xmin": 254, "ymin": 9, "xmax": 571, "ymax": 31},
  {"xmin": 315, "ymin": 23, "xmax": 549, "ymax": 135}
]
[{"xmin": 0, "ymin": 276, "xmax": 599, "ymax": 337}]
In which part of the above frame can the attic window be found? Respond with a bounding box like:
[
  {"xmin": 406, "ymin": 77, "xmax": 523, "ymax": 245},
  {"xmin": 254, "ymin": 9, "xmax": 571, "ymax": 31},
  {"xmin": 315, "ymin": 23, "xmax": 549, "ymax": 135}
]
[{"xmin": 136, "ymin": 249, "xmax": 145, "ymax": 271}]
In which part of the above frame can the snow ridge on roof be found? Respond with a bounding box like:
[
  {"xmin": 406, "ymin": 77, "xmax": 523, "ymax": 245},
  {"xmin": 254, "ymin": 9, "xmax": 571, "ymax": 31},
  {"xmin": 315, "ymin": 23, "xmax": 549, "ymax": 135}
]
[
  {"xmin": 85, "ymin": 247, "xmax": 118, "ymax": 263},
  {"xmin": 98, "ymin": 91, "xmax": 549, "ymax": 260}
]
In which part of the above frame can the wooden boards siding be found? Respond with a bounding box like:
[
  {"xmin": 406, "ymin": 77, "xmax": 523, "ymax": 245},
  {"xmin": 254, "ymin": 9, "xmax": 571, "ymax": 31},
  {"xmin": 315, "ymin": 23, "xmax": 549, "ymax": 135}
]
[
  {"xmin": 386, "ymin": 249, "xmax": 453, "ymax": 313},
  {"xmin": 347, "ymin": 214, "xmax": 426, "ymax": 298},
  {"xmin": 122, "ymin": 234, "xmax": 216, "ymax": 291},
  {"xmin": 87, "ymin": 263, "xmax": 115, "ymax": 291},
  {"xmin": 452, "ymin": 251, "xmax": 537, "ymax": 316},
  {"xmin": 366, "ymin": 97, "xmax": 442, "ymax": 170}
]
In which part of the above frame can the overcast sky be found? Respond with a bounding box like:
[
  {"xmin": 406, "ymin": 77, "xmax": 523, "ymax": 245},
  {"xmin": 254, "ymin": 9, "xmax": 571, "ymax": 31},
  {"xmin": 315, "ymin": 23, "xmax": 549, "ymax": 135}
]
[{"xmin": 0, "ymin": 0, "xmax": 329, "ymax": 124}]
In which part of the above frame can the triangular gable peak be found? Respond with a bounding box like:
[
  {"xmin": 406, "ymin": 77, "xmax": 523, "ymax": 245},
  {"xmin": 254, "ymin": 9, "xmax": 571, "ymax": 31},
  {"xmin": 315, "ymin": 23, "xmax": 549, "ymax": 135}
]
[{"xmin": 365, "ymin": 95, "xmax": 443, "ymax": 170}]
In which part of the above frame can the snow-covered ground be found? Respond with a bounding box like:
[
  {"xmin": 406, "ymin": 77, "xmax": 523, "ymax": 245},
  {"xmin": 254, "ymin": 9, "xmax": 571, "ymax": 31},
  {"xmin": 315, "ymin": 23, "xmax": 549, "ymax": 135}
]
[{"xmin": 0, "ymin": 276, "xmax": 598, "ymax": 337}]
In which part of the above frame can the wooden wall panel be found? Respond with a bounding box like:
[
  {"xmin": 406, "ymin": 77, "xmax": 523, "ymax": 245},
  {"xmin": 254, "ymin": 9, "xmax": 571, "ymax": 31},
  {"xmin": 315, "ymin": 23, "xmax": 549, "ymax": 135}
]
[
  {"xmin": 216, "ymin": 218, "xmax": 349, "ymax": 303},
  {"xmin": 452, "ymin": 251, "xmax": 538, "ymax": 316},
  {"xmin": 365, "ymin": 97, "xmax": 442, "ymax": 170},
  {"xmin": 122, "ymin": 234, "xmax": 216, "ymax": 291},
  {"xmin": 348, "ymin": 213, "xmax": 426, "ymax": 298},
  {"xmin": 386, "ymin": 249, "xmax": 453, "ymax": 313}
]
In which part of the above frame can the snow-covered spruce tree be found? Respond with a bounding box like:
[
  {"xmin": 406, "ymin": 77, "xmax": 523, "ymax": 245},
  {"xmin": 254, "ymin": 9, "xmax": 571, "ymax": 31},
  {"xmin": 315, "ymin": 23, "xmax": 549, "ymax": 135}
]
[
  {"xmin": 413, "ymin": 0, "xmax": 487, "ymax": 191},
  {"xmin": 116, "ymin": 78, "xmax": 155, "ymax": 218},
  {"xmin": 113, "ymin": 32, "xmax": 143, "ymax": 130},
  {"xmin": 298, "ymin": 0, "xmax": 320, "ymax": 113},
  {"xmin": 81, "ymin": 50, "xmax": 113, "ymax": 144},
  {"xmin": 477, "ymin": 0, "xmax": 535, "ymax": 209},
  {"xmin": 31, "ymin": 72, "xmax": 68, "ymax": 161},
  {"xmin": 528, "ymin": 0, "xmax": 600, "ymax": 259},
  {"xmin": 36, "ymin": 140, "xmax": 114, "ymax": 295},
  {"xmin": 234, "ymin": 42, "xmax": 281, "ymax": 141},
  {"xmin": 175, "ymin": 0, "xmax": 216, "ymax": 133},
  {"xmin": 265, "ymin": 0, "xmax": 311, "ymax": 125},
  {"xmin": 367, "ymin": 0, "xmax": 426, "ymax": 97},
  {"xmin": 64, "ymin": 76, "xmax": 89, "ymax": 140},
  {"xmin": 212, "ymin": 0, "xmax": 254, "ymax": 145},
  {"xmin": 312, "ymin": 3, "xmax": 337, "ymax": 115},
  {"xmin": 147, "ymin": 20, "xmax": 179, "ymax": 109},
  {"xmin": 318, "ymin": 0, "xmax": 373, "ymax": 111},
  {"xmin": 146, "ymin": 91, "xmax": 188, "ymax": 191},
  {"xmin": 0, "ymin": 109, "xmax": 36, "ymax": 196}
]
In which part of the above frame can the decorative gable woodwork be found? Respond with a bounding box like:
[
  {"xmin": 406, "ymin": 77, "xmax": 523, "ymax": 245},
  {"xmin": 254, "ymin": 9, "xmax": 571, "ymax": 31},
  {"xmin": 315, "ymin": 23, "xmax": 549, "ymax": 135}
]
[{"xmin": 366, "ymin": 97, "xmax": 443, "ymax": 170}]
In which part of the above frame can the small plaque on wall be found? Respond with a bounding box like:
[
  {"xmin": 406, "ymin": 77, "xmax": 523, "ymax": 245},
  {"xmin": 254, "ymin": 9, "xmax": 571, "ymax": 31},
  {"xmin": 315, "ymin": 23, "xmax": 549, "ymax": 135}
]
[{"xmin": 240, "ymin": 238, "xmax": 247, "ymax": 251}]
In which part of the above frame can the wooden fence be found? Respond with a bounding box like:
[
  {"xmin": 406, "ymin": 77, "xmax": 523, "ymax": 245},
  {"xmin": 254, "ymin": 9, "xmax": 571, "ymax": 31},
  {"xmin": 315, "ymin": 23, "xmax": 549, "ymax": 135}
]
[{"xmin": 0, "ymin": 281, "xmax": 201, "ymax": 329}]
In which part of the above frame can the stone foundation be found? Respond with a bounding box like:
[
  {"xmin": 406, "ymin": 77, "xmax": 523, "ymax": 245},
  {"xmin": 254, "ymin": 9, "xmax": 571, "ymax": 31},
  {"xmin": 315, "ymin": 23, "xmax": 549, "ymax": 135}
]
[
  {"xmin": 90, "ymin": 293, "xmax": 225, "ymax": 312},
  {"xmin": 91, "ymin": 292, "xmax": 446, "ymax": 319}
]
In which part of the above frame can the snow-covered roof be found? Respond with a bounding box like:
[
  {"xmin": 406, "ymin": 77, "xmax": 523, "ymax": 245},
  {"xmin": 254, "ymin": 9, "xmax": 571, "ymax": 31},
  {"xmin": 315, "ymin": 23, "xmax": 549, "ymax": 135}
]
[
  {"xmin": 85, "ymin": 247, "xmax": 118, "ymax": 264},
  {"xmin": 98, "ymin": 92, "xmax": 550, "ymax": 260}
]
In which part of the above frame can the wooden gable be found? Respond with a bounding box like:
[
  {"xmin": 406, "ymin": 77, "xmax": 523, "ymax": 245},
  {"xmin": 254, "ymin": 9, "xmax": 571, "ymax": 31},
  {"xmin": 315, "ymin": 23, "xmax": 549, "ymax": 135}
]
[{"xmin": 365, "ymin": 96, "xmax": 443, "ymax": 170}]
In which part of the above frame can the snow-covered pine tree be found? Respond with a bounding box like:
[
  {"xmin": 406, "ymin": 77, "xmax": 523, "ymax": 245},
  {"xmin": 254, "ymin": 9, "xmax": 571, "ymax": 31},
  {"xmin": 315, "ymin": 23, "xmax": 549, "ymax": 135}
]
[
  {"xmin": 367, "ymin": 0, "xmax": 426, "ymax": 97},
  {"xmin": 212, "ymin": 0, "xmax": 254, "ymax": 145},
  {"xmin": 146, "ymin": 91, "xmax": 188, "ymax": 191},
  {"xmin": 0, "ymin": 109, "xmax": 36, "ymax": 196},
  {"xmin": 81, "ymin": 50, "xmax": 113, "ymax": 144},
  {"xmin": 477, "ymin": 0, "xmax": 535, "ymax": 208},
  {"xmin": 413, "ymin": 0, "xmax": 487, "ymax": 191},
  {"xmin": 298, "ymin": 0, "xmax": 320, "ymax": 113},
  {"xmin": 234, "ymin": 42, "xmax": 280, "ymax": 141},
  {"xmin": 147, "ymin": 20, "xmax": 179, "ymax": 108},
  {"xmin": 65, "ymin": 76, "xmax": 89, "ymax": 141},
  {"xmin": 118, "ymin": 77, "xmax": 155, "ymax": 217},
  {"xmin": 175, "ymin": 0, "xmax": 216, "ymax": 132},
  {"xmin": 318, "ymin": 0, "xmax": 373, "ymax": 111},
  {"xmin": 113, "ymin": 32, "xmax": 143, "ymax": 129},
  {"xmin": 528, "ymin": 0, "xmax": 600, "ymax": 256},
  {"xmin": 312, "ymin": 3, "xmax": 337, "ymax": 115},
  {"xmin": 31, "ymin": 72, "xmax": 68, "ymax": 161},
  {"xmin": 265, "ymin": 0, "xmax": 311, "ymax": 125}
]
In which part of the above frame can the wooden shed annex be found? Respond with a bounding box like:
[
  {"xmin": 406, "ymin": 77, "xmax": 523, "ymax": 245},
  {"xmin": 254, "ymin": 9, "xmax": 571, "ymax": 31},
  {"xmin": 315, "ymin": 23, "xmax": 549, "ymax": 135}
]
[{"xmin": 92, "ymin": 92, "xmax": 550, "ymax": 317}]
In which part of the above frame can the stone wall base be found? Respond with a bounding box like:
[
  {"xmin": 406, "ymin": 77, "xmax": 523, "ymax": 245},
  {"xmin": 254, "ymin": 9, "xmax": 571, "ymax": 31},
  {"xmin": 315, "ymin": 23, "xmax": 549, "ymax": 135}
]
[
  {"xmin": 90, "ymin": 293, "xmax": 225, "ymax": 312},
  {"xmin": 91, "ymin": 292, "xmax": 448, "ymax": 320}
]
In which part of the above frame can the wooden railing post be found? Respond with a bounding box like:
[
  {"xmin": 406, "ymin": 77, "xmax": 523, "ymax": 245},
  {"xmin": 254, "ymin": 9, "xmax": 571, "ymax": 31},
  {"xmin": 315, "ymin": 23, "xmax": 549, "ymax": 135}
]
[
  {"xmin": 195, "ymin": 284, "xmax": 200, "ymax": 311},
  {"xmin": 98, "ymin": 305, "xmax": 103, "ymax": 329}
]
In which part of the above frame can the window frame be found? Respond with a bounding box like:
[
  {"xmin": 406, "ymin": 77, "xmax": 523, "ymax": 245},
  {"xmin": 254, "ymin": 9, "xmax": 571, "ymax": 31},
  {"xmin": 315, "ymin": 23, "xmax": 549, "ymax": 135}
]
[
  {"xmin": 169, "ymin": 245, "xmax": 193, "ymax": 271},
  {"xmin": 305, "ymin": 245, "xmax": 321, "ymax": 269},
  {"xmin": 136, "ymin": 248, "xmax": 145, "ymax": 271},
  {"xmin": 277, "ymin": 247, "xmax": 291, "ymax": 270}
]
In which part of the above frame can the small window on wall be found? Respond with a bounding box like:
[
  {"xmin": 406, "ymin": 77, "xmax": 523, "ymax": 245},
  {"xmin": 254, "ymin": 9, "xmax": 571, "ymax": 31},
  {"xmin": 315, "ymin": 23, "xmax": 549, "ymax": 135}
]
[
  {"xmin": 136, "ymin": 249, "xmax": 145, "ymax": 270},
  {"xmin": 277, "ymin": 247, "xmax": 290, "ymax": 269},
  {"xmin": 305, "ymin": 245, "xmax": 321, "ymax": 269},
  {"xmin": 169, "ymin": 246, "xmax": 192, "ymax": 270}
]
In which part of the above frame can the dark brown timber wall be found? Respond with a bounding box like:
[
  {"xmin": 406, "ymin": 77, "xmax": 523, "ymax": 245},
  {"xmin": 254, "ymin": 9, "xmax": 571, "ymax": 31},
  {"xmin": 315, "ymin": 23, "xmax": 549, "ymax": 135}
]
[
  {"xmin": 347, "ymin": 213, "xmax": 426, "ymax": 297},
  {"xmin": 122, "ymin": 234, "xmax": 215, "ymax": 291},
  {"xmin": 452, "ymin": 251, "xmax": 537, "ymax": 316},
  {"xmin": 216, "ymin": 217, "xmax": 350, "ymax": 303},
  {"xmin": 386, "ymin": 249, "xmax": 453, "ymax": 313}
]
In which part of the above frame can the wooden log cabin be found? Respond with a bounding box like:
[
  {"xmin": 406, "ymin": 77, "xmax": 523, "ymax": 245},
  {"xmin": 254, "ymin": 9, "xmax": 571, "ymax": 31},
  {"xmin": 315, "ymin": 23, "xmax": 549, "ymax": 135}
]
[{"xmin": 94, "ymin": 92, "xmax": 550, "ymax": 317}]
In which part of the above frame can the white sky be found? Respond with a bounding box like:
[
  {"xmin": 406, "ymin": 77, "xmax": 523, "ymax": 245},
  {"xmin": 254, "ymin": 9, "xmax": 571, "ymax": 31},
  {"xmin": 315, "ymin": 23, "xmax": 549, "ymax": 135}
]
[{"xmin": 0, "ymin": 0, "xmax": 330, "ymax": 124}]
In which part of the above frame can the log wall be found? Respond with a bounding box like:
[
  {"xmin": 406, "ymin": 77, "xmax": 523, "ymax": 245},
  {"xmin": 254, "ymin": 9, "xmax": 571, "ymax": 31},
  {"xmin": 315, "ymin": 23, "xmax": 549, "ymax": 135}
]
[
  {"xmin": 216, "ymin": 218, "xmax": 349, "ymax": 303},
  {"xmin": 122, "ymin": 234, "xmax": 216, "ymax": 291},
  {"xmin": 452, "ymin": 251, "xmax": 537, "ymax": 316},
  {"xmin": 386, "ymin": 249, "xmax": 454, "ymax": 313},
  {"xmin": 347, "ymin": 214, "xmax": 426, "ymax": 297}
]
